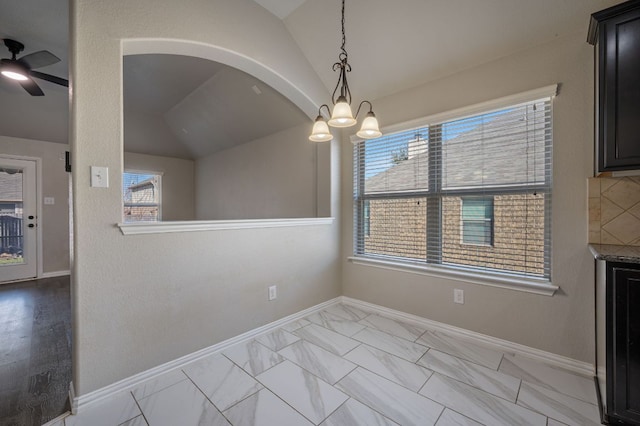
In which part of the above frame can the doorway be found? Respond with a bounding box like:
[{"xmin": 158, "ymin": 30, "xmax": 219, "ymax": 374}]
[{"xmin": 0, "ymin": 156, "xmax": 38, "ymax": 283}]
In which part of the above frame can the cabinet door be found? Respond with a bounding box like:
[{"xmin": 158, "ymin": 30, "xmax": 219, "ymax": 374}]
[
  {"xmin": 608, "ymin": 263, "xmax": 640, "ymax": 424},
  {"xmin": 599, "ymin": 7, "xmax": 640, "ymax": 171}
]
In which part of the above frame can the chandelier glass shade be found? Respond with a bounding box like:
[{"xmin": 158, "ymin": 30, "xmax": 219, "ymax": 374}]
[{"xmin": 309, "ymin": 115, "xmax": 333, "ymax": 142}]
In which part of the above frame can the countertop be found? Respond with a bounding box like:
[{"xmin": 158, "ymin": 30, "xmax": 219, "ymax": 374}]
[{"xmin": 589, "ymin": 244, "xmax": 640, "ymax": 264}]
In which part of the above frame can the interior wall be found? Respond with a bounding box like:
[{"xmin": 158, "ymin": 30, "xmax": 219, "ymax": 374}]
[
  {"xmin": 0, "ymin": 135, "xmax": 70, "ymax": 274},
  {"xmin": 195, "ymin": 123, "xmax": 322, "ymax": 220},
  {"xmin": 124, "ymin": 152, "xmax": 196, "ymax": 221},
  {"xmin": 70, "ymin": 0, "xmax": 339, "ymax": 396},
  {"xmin": 342, "ymin": 31, "xmax": 596, "ymax": 363}
]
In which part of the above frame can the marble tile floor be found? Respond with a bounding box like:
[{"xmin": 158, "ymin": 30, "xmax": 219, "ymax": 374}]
[{"xmin": 59, "ymin": 303, "xmax": 600, "ymax": 426}]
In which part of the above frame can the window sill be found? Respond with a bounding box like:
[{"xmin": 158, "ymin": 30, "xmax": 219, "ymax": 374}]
[
  {"xmin": 347, "ymin": 256, "xmax": 558, "ymax": 296},
  {"xmin": 118, "ymin": 217, "xmax": 334, "ymax": 235}
]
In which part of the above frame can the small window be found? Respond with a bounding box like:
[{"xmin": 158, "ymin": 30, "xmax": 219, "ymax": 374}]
[
  {"xmin": 123, "ymin": 171, "xmax": 161, "ymax": 222},
  {"xmin": 461, "ymin": 197, "xmax": 493, "ymax": 246},
  {"xmin": 363, "ymin": 200, "xmax": 370, "ymax": 237}
]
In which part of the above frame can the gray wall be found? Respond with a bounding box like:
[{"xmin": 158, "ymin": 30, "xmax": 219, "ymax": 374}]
[
  {"xmin": 70, "ymin": 0, "xmax": 338, "ymax": 396},
  {"xmin": 195, "ymin": 123, "xmax": 322, "ymax": 220},
  {"xmin": 124, "ymin": 152, "xmax": 196, "ymax": 221},
  {"xmin": 342, "ymin": 31, "xmax": 595, "ymax": 363},
  {"xmin": 0, "ymin": 135, "xmax": 70, "ymax": 274},
  {"xmin": 69, "ymin": 0, "xmax": 596, "ymax": 399},
  {"xmin": 0, "ymin": 138, "xmax": 198, "ymax": 278}
]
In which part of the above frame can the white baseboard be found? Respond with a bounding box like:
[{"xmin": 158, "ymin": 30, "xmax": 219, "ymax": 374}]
[
  {"xmin": 41, "ymin": 270, "xmax": 70, "ymax": 279},
  {"xmin": 69, "ymin": 381, "xmax": 76, "ymax": 414},
  {"xmin": 71, "ymin": 297, "xmax": 342, "ymax": 413},
  {"xmin": 42, "ymin": 411, "xmax": 70, "ymax": 426},
  {"xmin": 341, "ymin": 296, "xmax": 595, "ymax": 377},
  {"xmin": 71, "ymin": 295, "xmax": 595, "ymax": 414},
  {"xmin": 0, "ymin": 272, "xmax": 68, "ymax": 285}
]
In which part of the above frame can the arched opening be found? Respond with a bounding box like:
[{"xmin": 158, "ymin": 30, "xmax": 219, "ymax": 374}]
[{"xmin": 121, "ymin": 40, "xmax": 332, "ymax": 222}]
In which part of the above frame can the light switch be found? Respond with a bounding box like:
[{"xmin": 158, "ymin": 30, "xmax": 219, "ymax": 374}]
[
  {"xmin": 90, "ymin": 166, "xmax": 109, "ymax": 188},
  {"xmin": 44, "ymin": 197, "xmax": 55, "ymax": 205}
]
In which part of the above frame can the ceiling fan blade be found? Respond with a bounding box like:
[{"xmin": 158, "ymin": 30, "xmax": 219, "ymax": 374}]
[
  {"xmin": 18, "ymin": 50, "xmax": 60, "ymax": 69},
  {"xmin": 30, "ymin": 70, "xmax": 68, "ymax": 87},
  {"xmin": 19, "ymin": 78, "xmax": 44, "ymax": 96}
]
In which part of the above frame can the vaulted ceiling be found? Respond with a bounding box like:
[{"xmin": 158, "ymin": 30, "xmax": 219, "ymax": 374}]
[
  {"xmin": 0, "ymin": 0, "xmax": 623, "ymax": 159},
  {"xmin": 123, "ymin": 55, "xmax": 309, "ymax": 159}
]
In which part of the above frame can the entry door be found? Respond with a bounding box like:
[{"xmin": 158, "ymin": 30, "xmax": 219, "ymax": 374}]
[{"xmin": 0, "ymin": 157, "xmax": 37, "ymax": 282}]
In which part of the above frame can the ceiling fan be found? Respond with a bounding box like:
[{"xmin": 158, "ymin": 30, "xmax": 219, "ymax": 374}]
[{"xmin": 0, "ymin": 38, "xmax": 68, "ymax": 96}]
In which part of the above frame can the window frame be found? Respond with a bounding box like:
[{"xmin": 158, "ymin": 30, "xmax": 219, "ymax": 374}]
[
  {"xmin": 350, "ymin": 85, "xmax": 558, "ymax": 295},
  {"xmin": 122, "ymin": 169, "xmax": 163, "ymax": 223}
]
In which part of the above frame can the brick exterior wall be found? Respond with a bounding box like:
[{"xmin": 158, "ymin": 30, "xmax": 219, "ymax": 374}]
[
  {"xmin": 364, "ymin": 198, "xmax": 427, "ymax": 260},
  {"xmin": 363, "ymin": 194, "xmax": 545, "ymax": 275}
]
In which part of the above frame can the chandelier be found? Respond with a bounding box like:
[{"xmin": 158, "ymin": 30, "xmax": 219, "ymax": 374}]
[{"xmin": 309, "ymin": 0, "xmax": 382, "ymax": 142}]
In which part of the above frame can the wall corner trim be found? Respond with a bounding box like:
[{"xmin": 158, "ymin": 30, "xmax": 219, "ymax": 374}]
[
  {"xmin": 41, "ymin": 411, "xmax": 72, "ymax": 426},
  {"xmin": 340, "ymin": 296, "xmax": 594, "ymax": 376},
  {"xmin": 117, "ymin": 217, "xmax": 334, "ymax": 235},
  {"xmin": 70, "ymin": 295, "xmax": 594, "ymax": 416},
  {"xmin": 348, "ymin": 256, "xmax": 558, "ymax": 296},
  {"xmin": 70, "ymin": 296, "xmax": 342, "ymax": 413},
  {"xmin": 41, "ymin": 270, "xmax": 71, "ymax": 279}
]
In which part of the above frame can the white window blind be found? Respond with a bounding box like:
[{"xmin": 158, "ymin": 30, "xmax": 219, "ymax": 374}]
[
  {"xmin": 354, "ymin": 95, "xmax": 552, "ymax": 280},
  {"xmin": 123, "ymin": 171, "xmax": 162, "ymax": 223}
]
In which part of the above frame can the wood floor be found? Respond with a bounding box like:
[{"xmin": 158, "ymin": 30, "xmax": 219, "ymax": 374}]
[{"xmin": 0, "ymin": 276, "xmax": 71, "ymax": 426}]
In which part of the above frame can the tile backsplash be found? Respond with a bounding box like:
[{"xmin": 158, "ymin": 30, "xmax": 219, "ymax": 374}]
[{"xmin": 589, "ymin": 176, "xmax": 640, "ymax": 246}]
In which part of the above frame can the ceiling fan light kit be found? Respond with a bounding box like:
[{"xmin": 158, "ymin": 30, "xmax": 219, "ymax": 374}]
[
  {"xmin": 309, "ymin": 0, "xmax": 382, "ymax": 143},
  {"xmin": 1, "ymin": 65, "xmax": 28, "ymax": 81},
  {"xmin": 0, "ymin": 38, "xmax": 69, "ymax": 96}
]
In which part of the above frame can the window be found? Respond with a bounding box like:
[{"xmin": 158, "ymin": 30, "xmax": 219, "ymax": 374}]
[
  {"xmin": 363, "ymin": 200, "xmax": 370, "ymax": 236},
  {"xmin": 0, "ymin": 203, "xmax": 20, "ymax": 216},
  {"xmin": 123, "ymin": 171, "xmax": 162, "ymax": 222},
  {"xmin": 354, "ymin": 91, "xmax": 552, "ymax": 280},
  {"xmin": 461, "ymin": 197, "xmax": 493, "ymax": 246}
]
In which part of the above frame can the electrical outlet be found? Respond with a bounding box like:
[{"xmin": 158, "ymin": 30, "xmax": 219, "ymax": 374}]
[
  {"xmin": 268, "ymin": 285, "xmax": 277, "ymax": 301},
  {"xmin": 453, "ymin": 288, "xmax": 464, "ymax": 304}
]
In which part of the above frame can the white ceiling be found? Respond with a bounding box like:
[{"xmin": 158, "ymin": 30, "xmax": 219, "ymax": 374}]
[
  {"xmin": 253, "ymin": 0, "xmax": 307, "ymax": 19},
  {"xmin": 0, "ymin": 0, "xmax": 624, "ymax": 158},
  {"xmin": 283, "ymin": 0, "xmax": 621, "ymax": 103},
  {"xmin": 0, "ymin": 0, "xmax": 68, "ymax": 143},
  {"xmin": 124, "ymin": 55, "xmax": 225, "ymax": 115},
  {"xmin": 123, "ymin": 54, "xmax": 309, "ymax": 159}
]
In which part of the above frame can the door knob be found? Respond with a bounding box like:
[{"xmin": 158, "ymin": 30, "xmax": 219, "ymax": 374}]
[
  {"xmin": 28, "ymin": 215, "xmax": 34, "ymax": 220},
  {"xmin": 28, "ymin": 224, "xmax": 35, "ymax": 228}
]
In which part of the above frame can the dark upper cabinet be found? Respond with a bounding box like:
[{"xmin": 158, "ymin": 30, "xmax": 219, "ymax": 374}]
[{"xmin": 589, "ymin": 1, "xmax": 640, "ymax": 173}]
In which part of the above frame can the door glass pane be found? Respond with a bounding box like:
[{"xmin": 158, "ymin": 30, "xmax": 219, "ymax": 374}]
[{"xmin": 0, "ymin": 168, "xmax": 24, "ymax": 265}]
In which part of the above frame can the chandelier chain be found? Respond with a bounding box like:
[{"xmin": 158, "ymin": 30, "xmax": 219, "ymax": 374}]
[
  {"xmin": 340, "ymin": 0, "xmax": 347, "ymax": 59},
  {"xmin": 332, "ymin": 0, "xmax": 352, "ymax": 105}
]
